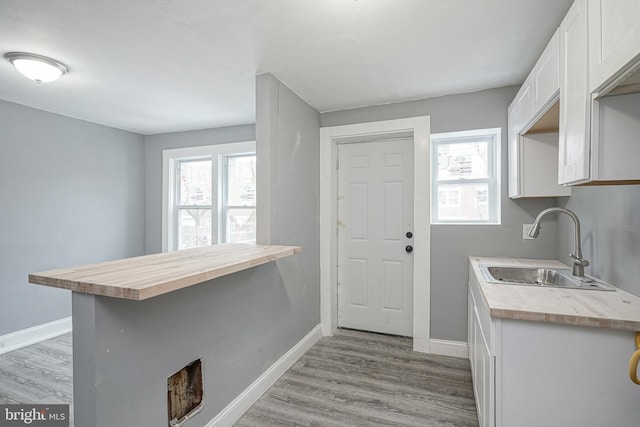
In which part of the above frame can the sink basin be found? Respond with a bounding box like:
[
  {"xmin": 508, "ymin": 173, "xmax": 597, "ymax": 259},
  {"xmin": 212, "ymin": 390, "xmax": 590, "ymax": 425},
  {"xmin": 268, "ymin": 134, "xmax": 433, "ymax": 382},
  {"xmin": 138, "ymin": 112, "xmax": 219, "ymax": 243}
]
[{"xmin": 479, "ymin": 265, "xmax": 614, "ymax": 291}]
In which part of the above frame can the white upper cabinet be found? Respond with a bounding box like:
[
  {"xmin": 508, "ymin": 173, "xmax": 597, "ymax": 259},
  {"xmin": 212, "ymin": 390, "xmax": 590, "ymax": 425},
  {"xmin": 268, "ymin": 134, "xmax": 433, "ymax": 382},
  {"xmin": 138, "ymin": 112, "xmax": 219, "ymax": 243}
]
[
  {"xmin": 558, "ymin": 0, "xmax": 591, "ymax": 185},
  {"xmin": 507, "ymin": 77, "xmax": 532, "ymax": 198},
  {"xmin": 533, "ymin": 29, "xmax": 561, "ymax": 114},
  {"xmin": 508, "ymin": 30, "xmax": 571, "ymax": 198},
  {"xmin": 558, "ymin": 0, "xmax": 640, "ymax": 185},
  {"xmin": 515, "ymin": 75, "xmax": 534, "ymax": 125},
  {"xmin": 512, "ymin": 0, "xmax": 640, "ymax": 189},
  {"xmin": 588, "ymin": 0, "xmax": 640, "ymax": 94}
]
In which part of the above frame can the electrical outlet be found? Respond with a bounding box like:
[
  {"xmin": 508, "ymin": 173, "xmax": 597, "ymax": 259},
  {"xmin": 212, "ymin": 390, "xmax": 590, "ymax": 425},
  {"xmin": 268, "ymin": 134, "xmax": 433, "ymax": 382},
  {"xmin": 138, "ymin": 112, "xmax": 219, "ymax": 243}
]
[{"xmin": 523, "ymin": 224, "xmax": 534, "ymax": 240}]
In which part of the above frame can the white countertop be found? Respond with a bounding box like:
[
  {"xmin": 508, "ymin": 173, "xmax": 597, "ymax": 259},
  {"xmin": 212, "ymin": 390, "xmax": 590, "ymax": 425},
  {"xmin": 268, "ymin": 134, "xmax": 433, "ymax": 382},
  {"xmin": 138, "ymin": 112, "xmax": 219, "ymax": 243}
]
[{"xmin": 469, "ymin": 257, "xmax": 640, "ymax": 331}]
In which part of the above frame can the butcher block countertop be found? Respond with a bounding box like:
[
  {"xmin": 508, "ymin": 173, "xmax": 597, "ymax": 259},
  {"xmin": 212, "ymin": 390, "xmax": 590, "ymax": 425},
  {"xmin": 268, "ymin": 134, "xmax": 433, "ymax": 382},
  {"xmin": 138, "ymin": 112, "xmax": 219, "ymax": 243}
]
[
  {"xmin": 470, "ymin": 257, "xmax": 640, "ymax": 331},
  {"xmin": 29, "ymin": 244, "xmax": 301, "ymax": 301}
]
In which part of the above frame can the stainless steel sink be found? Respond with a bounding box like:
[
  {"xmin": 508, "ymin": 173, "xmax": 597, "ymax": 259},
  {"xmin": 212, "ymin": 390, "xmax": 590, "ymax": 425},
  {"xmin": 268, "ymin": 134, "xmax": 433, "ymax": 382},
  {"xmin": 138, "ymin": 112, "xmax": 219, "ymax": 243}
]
[{"xmin": 479, "ymin": 265, "xmax": 614, "ymax": 291}]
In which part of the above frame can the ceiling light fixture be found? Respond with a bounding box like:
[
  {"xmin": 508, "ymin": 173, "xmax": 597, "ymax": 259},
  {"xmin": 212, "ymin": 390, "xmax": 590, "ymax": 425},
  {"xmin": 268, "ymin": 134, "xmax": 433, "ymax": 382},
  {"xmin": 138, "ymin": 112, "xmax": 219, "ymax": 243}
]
[{"xmin": 4, "ymin": 52, "xmax": 68, "ymax": 83}]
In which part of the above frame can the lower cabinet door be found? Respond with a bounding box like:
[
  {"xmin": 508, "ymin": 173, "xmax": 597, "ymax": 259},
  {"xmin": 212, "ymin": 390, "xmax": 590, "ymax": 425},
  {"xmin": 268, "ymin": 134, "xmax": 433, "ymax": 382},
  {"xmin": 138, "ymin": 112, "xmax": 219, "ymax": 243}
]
[
  {"xmin": 479, "ymin": 337, "xmax": 494, "ymax": 427},
  {"xmin": 470, "ymin": 304, "xmax": 494, "ymax": 427}
]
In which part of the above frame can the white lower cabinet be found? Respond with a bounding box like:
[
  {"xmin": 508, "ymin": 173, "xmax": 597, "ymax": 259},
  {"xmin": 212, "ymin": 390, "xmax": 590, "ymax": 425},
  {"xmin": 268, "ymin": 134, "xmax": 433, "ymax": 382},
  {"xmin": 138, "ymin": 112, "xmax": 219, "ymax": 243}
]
[
  {"xmin": 468, "ymin": 265, "xmax": 638, "ymax": 427},
  {"xmin": 468, "ymin": 287, "xmax": 494, "ymax": 427}
]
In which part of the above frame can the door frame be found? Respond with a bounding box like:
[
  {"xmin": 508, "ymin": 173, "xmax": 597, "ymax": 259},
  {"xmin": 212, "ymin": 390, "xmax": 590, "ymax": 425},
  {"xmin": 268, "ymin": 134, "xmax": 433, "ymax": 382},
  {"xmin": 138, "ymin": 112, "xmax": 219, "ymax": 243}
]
[{"xmin": 320, "ymin": 116, "xmax": 431, "ymax": 353}]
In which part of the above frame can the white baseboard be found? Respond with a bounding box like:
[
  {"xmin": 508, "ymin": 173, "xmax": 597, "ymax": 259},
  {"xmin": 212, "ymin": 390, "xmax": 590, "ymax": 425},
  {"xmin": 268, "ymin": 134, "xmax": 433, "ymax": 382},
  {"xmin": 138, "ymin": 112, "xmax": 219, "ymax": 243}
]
[
  {"xmin": 0, "ymin": 317, "xmax": 72, "ymax": 355},
  {"xmin": 412, "ymin": 336, "xmax": 430, "ymax": 354},
  {"xmin": 429, "ymin": 338, "xmax": 468, "ymax": 359},
  {"xmin": 205, "ymin": 324, "xmax": 323, "ymax": 427}
]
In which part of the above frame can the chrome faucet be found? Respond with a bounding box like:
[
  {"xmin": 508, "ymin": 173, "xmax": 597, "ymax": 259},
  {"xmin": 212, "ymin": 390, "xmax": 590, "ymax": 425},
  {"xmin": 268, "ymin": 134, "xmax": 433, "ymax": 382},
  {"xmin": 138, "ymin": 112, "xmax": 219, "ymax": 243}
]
[{"xmin": 528, "ymin": 207, "xmax": 590, "ymax": 277}]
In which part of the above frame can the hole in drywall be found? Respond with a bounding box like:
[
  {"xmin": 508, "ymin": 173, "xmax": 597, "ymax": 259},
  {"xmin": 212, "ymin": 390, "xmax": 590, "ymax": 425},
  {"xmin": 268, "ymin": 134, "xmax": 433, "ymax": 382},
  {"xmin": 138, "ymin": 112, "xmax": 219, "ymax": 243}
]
[{"xmin": 167, "ymin": 359, "xmax": 203, "ymax": 426}]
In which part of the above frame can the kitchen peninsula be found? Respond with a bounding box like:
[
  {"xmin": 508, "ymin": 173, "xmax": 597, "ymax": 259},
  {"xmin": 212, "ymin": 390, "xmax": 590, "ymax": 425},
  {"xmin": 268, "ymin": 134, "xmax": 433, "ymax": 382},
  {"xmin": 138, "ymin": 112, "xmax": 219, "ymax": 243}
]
[
  {"xmin": 30, "ymin": 244, "xmax": 301, "ymax": 300},
  {"xmin": 29, "ymin": 243, "xmax": 302, "ymax": 427}
]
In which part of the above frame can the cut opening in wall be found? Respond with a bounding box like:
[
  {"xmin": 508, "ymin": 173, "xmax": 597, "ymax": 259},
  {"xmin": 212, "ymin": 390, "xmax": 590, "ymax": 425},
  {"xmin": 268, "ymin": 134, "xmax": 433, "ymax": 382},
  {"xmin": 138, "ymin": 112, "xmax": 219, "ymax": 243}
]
[{"xmin": 167, "ymin": 358, "xmax": 204, "ymax": 426}]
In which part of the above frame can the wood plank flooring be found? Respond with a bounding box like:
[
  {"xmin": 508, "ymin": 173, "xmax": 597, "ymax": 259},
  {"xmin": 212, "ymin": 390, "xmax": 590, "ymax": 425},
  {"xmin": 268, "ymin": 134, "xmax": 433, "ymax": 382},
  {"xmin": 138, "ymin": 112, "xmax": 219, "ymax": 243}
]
[
  {"xmin": 0, "ymin": 329, "xmax": 478, "ymax": 427},
  {"xmin": 0, "ymin": 333, "xmax": 73, "ymax": 426},
  {"xmin": 236, "ymin": 329, "xmax": 479, "ymax": 427}
]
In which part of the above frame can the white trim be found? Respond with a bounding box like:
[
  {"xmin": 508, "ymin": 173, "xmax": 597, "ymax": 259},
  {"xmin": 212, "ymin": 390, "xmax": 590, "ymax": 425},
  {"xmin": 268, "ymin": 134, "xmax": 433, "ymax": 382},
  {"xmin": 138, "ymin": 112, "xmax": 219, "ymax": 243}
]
[
  {"xmin": 161, "ymin": 141, "xmax": 256, "ymax": 252},
  {"xmin": 205, "ymin": 324, "xmax": 322, "ymax": 427},
  {"xmin": 320, "ymin": 117, "xmax": 431, "ymax": 353},
  {"xmin": 429, "ymin": 339, "xmax": 469, "ymax": 359},
  {"xmin": 0, "ymin": 317, "xmax": 72, "ymax": 355}
]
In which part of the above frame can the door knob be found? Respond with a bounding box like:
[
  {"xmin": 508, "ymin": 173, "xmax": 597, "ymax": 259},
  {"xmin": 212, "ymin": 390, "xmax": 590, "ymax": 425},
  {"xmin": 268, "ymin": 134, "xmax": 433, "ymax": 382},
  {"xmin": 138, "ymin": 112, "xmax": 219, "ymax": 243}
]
[
  {"xmin": 406, "ymin": 231, "xmax": 413, "ymax": 238},
  {"xmin": 405, "ymin": 245, "xmax": 413, "ymax": 253}
]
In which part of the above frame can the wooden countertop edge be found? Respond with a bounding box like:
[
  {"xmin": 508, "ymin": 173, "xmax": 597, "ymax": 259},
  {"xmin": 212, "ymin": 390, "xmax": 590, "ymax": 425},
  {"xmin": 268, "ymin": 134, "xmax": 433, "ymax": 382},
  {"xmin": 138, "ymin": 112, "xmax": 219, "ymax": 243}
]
[
  {"xmin": 28, "ymin": 274, "xmax": 145, "ymax": 300},
  {"xmin": 136, "ymin": 247, "xmax": 300, "ymax": 300},
  {"xmin": 29, "ymin": 245, "xmax": 301, "ymax": 301},
  {"xmin": 489, "ymin": 308, "xmax": 640, "ymax": 331}
]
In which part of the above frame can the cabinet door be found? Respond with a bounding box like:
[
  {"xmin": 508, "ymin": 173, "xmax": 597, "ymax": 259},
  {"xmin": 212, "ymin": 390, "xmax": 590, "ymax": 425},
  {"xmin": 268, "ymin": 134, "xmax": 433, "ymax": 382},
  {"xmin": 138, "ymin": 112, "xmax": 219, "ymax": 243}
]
[
  {"xmin": 533, "ymin": 29, "xmax": 560, "ymax": 113},
  {"xmin": 507, "ymin": 80, "xmax": 532, "ymax": 198},
  {"xmin": 469, "ymin": 290, "xmax": 495, "ymax": 427},
  {"xmin": 479, "ymin": 336, "xmax": 494, "ymax": 427},
  {"xmin": 515, "ymin": 77, "xmax": 534, "ymax": 127},
  {"xmin": 468, "ymin": 291, "xmax": 481, "ymax": 414},
  {"xmin": 589, "ymin": 0, "xmax": 640, "ymax": 93},
  {"xmin": 559, "ymin": 0, "xmax": 591, "ymax": 185},
  {"xmin": 473, "ymin": 305, "xmax": 495, "ymax": 427}
]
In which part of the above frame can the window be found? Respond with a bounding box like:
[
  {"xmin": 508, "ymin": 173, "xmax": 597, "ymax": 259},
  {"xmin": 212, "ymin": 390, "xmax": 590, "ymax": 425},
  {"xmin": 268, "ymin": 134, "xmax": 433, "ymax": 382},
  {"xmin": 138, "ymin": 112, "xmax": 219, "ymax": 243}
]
[
  {"xmin": 438, "ymin": 188, "xmax": 460, "ymax": 207},
  {"xmin": 162, "ymin": 141, "xmax": 256, "ymax": 252},
  {"xmin": 221, "ymin": 154, "xmax": 256, "ymax": 243},
  {"xmin": 176, "ymin": 159, "xmax": 213, "ymax": 250},
  {"xmin": 431, "ymin": 128, "xmax": 500, "ymax": 224}
]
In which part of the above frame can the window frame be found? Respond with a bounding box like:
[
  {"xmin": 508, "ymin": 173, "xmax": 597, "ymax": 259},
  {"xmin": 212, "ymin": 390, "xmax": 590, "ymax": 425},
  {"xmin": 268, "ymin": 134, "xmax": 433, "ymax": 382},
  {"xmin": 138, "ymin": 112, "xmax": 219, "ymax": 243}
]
[
  {"xmin": 162, "ymin": 141, "xmax": 256, "ymax": 252},
  {"xmin": 430, "ymin": 128, "xmax": 501, "ymax": 225}
]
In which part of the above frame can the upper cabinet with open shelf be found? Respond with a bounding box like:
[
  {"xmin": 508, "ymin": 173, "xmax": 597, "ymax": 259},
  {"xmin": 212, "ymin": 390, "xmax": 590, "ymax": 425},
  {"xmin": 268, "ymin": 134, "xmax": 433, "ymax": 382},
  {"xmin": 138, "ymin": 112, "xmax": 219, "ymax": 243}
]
[
  {"xmin": 588, "ymin": 0, "xmax": 640, "ymax": 97},
  {"xmin": 508, "ymin": 29, "xmax": 571, "ymax": 198},
  {"xmin": 558, "ymin": 0, "xmax": 640, "ymax": 185},
  {"xmin": 510, "ymin": 0, "xmax": 640, "ymax": 193}
]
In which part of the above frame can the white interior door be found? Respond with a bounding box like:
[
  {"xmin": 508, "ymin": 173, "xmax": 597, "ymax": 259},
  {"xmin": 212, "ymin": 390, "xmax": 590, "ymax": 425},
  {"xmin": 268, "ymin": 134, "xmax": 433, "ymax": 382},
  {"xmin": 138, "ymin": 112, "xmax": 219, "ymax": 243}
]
[{"xmin": 337, "ymin": 138, "xmax": 414, "ymax": 337}]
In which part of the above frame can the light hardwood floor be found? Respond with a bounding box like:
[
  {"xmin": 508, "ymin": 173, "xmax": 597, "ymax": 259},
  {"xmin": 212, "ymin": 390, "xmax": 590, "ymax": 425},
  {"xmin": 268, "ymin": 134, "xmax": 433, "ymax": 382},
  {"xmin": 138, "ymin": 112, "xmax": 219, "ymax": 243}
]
[
  {"xmin": 0, "ymin": 329, "xmax": 478, "ymax": 427},
  {"xmin": 236, "ymin": 329, "xmax": 479, "ymax": 427},
  {"xmin": 0, "ymin": 333, "xmax": 73, "ymax": 425}
]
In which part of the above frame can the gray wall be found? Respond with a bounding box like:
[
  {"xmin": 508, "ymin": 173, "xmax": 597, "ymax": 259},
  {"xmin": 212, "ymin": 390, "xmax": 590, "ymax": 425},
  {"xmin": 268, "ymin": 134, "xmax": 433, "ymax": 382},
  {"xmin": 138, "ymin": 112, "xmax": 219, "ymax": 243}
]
[
  {"xmin": 255, "ymin": 72, "xmax": 321, "ymax": 339},
  {"xmin": 322, "ymin": 87, "xmax": 561, "ymax": 342},
  {"xmin": 558, "ymin": 185, "xmax": 640, "ymax": 297},
  {"xmin": 0, "ymin": 99, "xmax": 144, "ymax": 336},
  {"xmin": 143, "ymin": 125, "xmax": 255, "ymax": 254},
  {"xmin": 73, "ymin": 265, "xmax": 302, "ymax": 426},
  {"xmin": 73, "ymin": 74, "xmax": 321, "ymax": 426}
]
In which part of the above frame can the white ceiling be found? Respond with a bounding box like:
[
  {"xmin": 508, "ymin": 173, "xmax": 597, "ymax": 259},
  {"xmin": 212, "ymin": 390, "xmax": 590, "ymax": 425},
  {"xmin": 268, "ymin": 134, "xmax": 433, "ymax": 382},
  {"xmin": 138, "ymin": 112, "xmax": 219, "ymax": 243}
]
[{"xmin": 0, "ymin": 0, "xmax": 573, "ymax": 135}]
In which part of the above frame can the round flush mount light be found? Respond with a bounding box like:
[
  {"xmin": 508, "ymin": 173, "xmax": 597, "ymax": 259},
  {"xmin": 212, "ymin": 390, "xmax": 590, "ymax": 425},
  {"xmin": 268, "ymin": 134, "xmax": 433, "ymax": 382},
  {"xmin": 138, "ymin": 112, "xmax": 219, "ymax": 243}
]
[{"xmin": 4, "ymin": 52, "xmax": 68, "ymax": 83}]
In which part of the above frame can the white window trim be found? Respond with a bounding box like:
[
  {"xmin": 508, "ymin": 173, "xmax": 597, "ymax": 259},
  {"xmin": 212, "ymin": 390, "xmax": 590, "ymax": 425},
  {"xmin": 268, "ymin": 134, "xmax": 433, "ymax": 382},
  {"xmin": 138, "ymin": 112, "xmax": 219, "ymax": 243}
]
[
  {"xmin": 430, "ymin": 128, "xmax": 501, "ymax": 225},
  {"xmin": 162, "ymin": 141, "xmax": 256, "ymax": 252}
]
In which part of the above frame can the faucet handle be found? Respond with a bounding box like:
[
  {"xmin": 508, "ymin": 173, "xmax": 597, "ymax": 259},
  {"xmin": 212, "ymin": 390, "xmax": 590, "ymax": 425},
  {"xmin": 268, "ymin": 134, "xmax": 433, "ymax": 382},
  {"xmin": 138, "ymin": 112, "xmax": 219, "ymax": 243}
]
[{"xmin": 570, "ymin": 253, "xmax": 590, "ymax": 267}]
